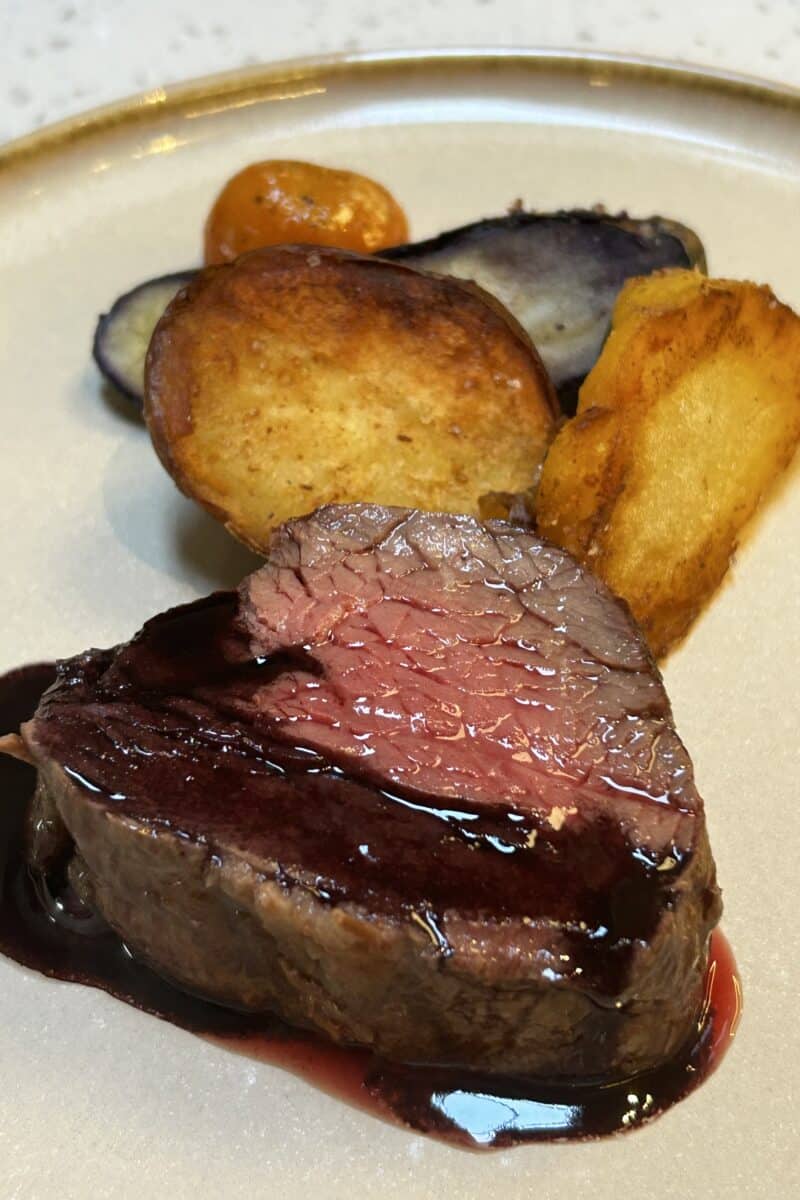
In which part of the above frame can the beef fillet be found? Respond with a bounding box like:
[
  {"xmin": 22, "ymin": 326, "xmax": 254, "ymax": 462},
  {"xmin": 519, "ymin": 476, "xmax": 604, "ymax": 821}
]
[{"xmin": 20, "ymin": 505, "xmax": 721, "ymax": 1079}]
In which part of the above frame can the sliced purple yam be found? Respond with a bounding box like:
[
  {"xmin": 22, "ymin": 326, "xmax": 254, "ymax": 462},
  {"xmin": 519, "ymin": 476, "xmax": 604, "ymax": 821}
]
[
  {"xmin": 91, "ymin": 211, "xmax": 705, "ymax": 414},
  {"xmin": 385, "ymin": 211, "xmax": 706, "ymax": 413},
  {"xmin": 92, "ymin": 271, "xmax": 197, "ymax": 405}
]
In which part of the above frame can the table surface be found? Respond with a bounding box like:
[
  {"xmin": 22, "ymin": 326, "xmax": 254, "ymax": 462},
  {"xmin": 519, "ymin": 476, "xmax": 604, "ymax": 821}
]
[{"xmin": 2, "ymin": 0, "xmax": 800, "ymax": 145}]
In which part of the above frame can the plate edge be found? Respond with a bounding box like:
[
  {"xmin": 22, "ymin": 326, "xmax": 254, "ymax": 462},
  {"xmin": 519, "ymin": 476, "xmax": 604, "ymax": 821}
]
[{"xmin": 2, "ymin": 46, "xmax": 800, "ymax": 173}]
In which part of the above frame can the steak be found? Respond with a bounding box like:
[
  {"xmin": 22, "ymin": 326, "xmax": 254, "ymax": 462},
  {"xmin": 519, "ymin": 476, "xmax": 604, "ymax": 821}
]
[{"xmin": 19, "ymin": 505, "xmax": 721, "ymax": 1079}]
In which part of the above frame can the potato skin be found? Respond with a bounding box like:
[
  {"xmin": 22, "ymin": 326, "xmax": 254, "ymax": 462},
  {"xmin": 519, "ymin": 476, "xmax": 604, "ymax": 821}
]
[
  {"xmin": 145, "ymin": 245, "xmax": 558, "ymax": 551},
  {"xmin": 536, "ymin": 269, "xmax": 800, "ymax": 657}
]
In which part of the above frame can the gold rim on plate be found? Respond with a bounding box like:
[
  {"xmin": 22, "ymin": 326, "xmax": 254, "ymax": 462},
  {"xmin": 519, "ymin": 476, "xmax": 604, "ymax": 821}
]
[{"xmin": 1, "ymin": 46, "xmax": 800, "ymax": 171}]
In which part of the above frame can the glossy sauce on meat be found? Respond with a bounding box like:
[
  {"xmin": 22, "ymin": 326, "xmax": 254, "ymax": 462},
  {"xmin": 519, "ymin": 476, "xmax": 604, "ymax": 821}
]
[
  {"xmin": 25, "ymin": 593, "xmax": 702, "ymax": 999},
  {"xmin": 0, "ymin": 662, "xmax": 740, "ymax": 1149}
]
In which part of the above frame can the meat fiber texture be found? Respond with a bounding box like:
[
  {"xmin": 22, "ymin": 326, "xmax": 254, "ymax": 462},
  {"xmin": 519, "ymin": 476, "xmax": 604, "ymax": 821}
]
[{"xmin": 23, "ymin": 506, "xmax": 721, "ymax": 1079}]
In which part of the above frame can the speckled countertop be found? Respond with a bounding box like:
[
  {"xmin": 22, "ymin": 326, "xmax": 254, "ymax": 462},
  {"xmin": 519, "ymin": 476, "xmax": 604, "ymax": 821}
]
[{"xmin": 2, "ymin": 0, "xmax": 799, "ymax": 144}]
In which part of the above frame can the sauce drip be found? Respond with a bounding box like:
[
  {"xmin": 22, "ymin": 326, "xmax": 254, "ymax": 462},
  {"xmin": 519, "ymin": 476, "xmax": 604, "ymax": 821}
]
[{"xmin": 0, "ymin": 663, "xmax": 741, "ymax": 1150}]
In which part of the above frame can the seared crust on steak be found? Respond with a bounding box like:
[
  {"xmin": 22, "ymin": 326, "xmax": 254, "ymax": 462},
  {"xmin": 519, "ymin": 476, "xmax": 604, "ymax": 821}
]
[{"xmin": 21, "ymin": 506, "xmax": 721, "ymax": 1078}]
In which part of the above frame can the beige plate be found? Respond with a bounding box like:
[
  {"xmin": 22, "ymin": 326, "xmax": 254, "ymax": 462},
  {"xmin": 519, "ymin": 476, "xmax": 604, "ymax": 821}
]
[{"xmin": 0, "ymin": 50, "xmax": 796, "ymax": 1199}]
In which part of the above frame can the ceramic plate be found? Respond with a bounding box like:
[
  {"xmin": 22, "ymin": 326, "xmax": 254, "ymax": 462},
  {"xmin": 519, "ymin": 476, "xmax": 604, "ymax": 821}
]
[{"xmin": 0, "ymin": 50, "xmax": 796, "ymax": 1200}]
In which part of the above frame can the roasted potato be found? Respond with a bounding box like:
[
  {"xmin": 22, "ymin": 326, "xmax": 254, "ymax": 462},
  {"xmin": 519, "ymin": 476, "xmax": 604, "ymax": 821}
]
[
  {"xmin": 145, "ymin": 245, "xmax": 558, "ymax": 550},
  {"xmin": 536, "ymin": 270, "xmax": 800, "ymax": 657}
]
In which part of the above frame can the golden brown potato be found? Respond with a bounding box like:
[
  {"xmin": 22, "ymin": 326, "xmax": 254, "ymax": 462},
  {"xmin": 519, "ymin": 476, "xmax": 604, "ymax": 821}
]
[
  {"xmin": 145, "ymin": 245, "xmax": 558, "ymax": 550},
  {"xmin": 536, "ymin": 269, "xmax": 800, "ymax": 657}
]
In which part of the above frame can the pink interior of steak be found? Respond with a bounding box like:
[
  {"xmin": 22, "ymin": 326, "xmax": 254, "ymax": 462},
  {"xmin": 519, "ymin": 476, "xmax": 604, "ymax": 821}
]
[
  {"xmin": 20, "ymin": 507, "xmax": 713, "ymax": 965},
  {"xmin": 240, "ymin": 506, "xmax": 697, "ymax": 847}
]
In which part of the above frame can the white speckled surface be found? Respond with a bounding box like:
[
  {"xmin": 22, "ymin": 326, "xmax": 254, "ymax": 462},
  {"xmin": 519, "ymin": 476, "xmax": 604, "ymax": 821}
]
[{"xmin": 1, "ymin": 0, "xmax": 800, "ymax": 143}]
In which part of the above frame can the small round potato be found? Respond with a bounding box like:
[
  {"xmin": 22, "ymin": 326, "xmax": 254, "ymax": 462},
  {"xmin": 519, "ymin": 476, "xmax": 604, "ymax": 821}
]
[{"xmin": 145, "ymin": 245, "xmax": 558, "ymax": 551}]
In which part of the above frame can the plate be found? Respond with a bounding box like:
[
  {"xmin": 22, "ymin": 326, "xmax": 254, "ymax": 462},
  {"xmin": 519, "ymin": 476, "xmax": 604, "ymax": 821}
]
[{"xmin": 0, "ymin": 50, "xmax": 796, "ymax": 1200}]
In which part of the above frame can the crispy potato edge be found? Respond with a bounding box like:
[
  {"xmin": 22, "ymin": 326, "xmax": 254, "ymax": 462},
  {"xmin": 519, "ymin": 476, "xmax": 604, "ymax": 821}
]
[{"xmin": 144, "ymin": 244, "xmax": 559, "ymax": 552}]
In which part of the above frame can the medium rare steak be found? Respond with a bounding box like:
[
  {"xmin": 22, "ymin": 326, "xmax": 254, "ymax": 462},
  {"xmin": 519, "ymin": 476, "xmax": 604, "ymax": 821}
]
[{"xmin": 20, "ymin": 505, "xmax": 721, "ymax": 1079}]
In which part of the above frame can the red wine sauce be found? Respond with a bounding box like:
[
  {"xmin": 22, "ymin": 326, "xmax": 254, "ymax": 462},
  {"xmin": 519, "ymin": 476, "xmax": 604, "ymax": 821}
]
[{"xmin": 0, "ymin": 662, "xmax": 741, "ymax": 1150}]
